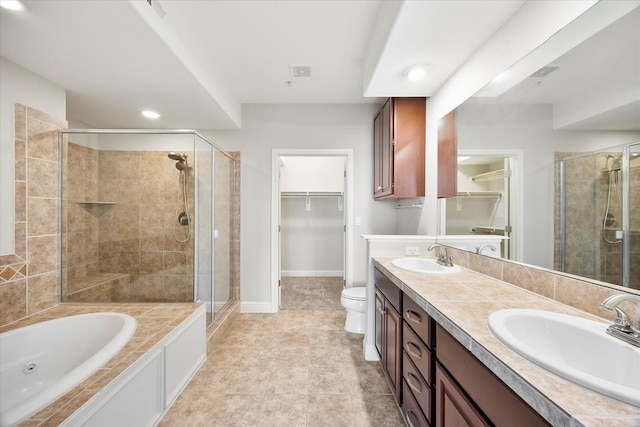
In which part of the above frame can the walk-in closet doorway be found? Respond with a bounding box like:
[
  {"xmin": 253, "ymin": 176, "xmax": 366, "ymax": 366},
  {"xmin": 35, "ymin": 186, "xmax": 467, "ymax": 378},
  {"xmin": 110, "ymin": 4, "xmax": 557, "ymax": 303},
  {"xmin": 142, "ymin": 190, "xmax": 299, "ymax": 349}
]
[{"xmin": 270, "ymin": 149, "xmax": 354, "ymax": 312}]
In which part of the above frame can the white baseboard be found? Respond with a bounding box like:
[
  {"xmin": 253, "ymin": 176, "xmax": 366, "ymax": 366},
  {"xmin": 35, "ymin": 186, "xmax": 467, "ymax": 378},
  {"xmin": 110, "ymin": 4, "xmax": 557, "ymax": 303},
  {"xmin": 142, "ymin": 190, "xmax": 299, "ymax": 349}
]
[
  {"xmin": 240, "ymin": 301, "xmax": 275, "ymax": 313},
  {"xmin": 281, "ymin": 270, "xmax": 343, "ymax": 277}
]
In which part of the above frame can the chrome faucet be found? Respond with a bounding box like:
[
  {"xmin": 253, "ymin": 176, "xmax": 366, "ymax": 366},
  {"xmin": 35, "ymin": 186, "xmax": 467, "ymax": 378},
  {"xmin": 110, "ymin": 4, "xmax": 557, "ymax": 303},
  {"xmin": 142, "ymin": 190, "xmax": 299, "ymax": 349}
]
[
  {"xmin": 427, "ymin": 244, "xmax": 454, "ymax": 267},
  {"xmin": 476, "ymin": 244, "xmax": 497, "ymax": 255},
  {"xmin": 599, "ymin": 293, "xmax": 640, "ymax": 347}
]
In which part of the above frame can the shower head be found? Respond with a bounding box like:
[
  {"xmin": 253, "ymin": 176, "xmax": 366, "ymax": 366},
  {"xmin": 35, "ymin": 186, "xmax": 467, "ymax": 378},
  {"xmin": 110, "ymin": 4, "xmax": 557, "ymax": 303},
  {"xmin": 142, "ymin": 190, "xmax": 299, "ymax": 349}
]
[
  {"xmin": 175, "ymin": 161, "xmax": 186, "ymax": 171},
  {"xmin": 168, "ymin": 152, "xmax": 186, "ymax": 162}
]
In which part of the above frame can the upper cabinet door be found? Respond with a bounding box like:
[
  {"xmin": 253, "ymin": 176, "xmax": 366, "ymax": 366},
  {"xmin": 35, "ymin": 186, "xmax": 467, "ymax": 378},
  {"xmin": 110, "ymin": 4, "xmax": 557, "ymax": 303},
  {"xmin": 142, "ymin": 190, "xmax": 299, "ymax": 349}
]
[
  {"xmin": 374, "ymin": 99, "xmax": 394, "ymax": 198},
  {"xmin": 437, "ymin": 110, "xmax": 457, "ymax": 198},
  {"xmin": 373, "ymin": 97, "xmax": 426, "ymax": 200}
]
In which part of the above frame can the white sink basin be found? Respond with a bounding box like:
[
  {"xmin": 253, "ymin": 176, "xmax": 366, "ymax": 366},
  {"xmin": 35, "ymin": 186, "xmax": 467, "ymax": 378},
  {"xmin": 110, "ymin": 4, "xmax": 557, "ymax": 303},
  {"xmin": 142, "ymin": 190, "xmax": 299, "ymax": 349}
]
[
  {"xmin": 391, "ymin": 258, "xmax": 461, "ymax": 275},
  {"xmin": 488, "ymin": 309, "xmax": 640, "ymax": 407}
]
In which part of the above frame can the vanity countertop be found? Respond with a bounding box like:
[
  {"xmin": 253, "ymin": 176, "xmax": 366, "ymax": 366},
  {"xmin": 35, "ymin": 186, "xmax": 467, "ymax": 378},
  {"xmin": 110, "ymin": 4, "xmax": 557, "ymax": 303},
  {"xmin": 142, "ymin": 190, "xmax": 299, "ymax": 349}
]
[{"xmin": 373, "ymin": 256, "xmax": 640, "ymax": 427}]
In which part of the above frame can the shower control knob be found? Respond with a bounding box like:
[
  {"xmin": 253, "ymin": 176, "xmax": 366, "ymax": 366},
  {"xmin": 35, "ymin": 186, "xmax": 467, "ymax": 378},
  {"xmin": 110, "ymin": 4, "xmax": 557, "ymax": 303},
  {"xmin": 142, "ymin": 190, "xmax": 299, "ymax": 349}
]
[{"xmin": 178, "ymin": 212, "xmax": 190, "ymax": 226}]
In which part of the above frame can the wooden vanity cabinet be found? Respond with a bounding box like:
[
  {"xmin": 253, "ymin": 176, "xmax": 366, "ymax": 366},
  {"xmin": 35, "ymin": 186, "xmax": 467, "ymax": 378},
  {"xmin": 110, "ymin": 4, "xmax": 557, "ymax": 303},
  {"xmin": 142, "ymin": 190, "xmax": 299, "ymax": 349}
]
[
  {"xmin": 435, "ymin": 325, "xmax": 550, "ymax": 427},
  {"xmin": 401, "ymin": 294, "xmax": 435, "ymax": 426},
  {"xmin": 374, "ymin": 268, "xmax": 402, "ymax": 400},
  {"xmin": 373, "ymin": 97, "xmax": 426, "ymax": 199}
]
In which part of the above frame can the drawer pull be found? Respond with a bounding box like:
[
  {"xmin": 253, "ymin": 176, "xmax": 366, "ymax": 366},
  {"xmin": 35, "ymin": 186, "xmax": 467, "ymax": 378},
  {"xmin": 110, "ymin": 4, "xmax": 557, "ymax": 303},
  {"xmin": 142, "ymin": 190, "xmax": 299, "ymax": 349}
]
[
  {"xmin": 406, "ymin": 409, "xmax": 418, "ymax": 427},
  {"xmin": 406, "ymin": 341, "xmax": 422, "ymax": 359},
  {"xmin": 407, "ymin": 372, "xmax": 423, "ymax": 393},
  {"xmin": 406, "ymin": 310, "xmax": 422, "ymax": 324}
]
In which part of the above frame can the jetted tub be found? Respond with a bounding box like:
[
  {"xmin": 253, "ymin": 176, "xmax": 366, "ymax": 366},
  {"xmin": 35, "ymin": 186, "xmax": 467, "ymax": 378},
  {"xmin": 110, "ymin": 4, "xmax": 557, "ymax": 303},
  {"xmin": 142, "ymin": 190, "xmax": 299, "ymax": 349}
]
[{"xmin": 0, "ymin": 312, "xmax": 136, "ymax": 427}]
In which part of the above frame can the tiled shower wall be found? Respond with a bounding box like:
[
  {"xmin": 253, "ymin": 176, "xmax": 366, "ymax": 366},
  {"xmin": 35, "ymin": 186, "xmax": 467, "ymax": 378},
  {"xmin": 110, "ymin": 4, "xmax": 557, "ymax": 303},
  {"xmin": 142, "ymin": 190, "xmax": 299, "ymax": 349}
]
[
  {"xmin": 63, "ymin": 142, "xmax": 195, "ymax": 302},
  {"xmin": 554, "ymin": 152, "xmax": 640, "ymax": 290},
  {"xmin": 1, "ymin": 104, "xmax": 241, "ymax": 327},
  {"xmin": 0, "ymin": 105, "xmax": 66, "ymax": 326}
]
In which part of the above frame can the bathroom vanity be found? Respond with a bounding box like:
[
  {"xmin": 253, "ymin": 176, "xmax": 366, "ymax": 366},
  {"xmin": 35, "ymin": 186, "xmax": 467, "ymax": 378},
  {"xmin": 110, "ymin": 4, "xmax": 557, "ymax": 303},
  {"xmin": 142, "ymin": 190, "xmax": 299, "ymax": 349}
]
[{"xmin": 372, "ymin": 258, "xmax": 640, "ymax": 427}]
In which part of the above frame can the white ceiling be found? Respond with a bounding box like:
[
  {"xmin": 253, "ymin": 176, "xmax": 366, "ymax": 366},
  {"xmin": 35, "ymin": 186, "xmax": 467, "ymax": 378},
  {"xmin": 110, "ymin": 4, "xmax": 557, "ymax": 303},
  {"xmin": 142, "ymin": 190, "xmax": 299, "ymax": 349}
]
[{"xmin": 0, "ymin": 0, "xmax": 525, "ymax": 130}]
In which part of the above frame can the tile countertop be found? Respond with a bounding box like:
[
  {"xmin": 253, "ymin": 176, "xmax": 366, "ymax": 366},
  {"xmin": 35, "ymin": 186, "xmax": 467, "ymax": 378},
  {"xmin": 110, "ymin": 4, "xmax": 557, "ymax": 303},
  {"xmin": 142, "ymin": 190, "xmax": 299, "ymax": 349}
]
[
  {"xmin": 373, "ymin": 257, "xmax": 640, "ymax": 427},
  {"xmin": 1, "ymin": 302, "xmax": 204, "ymax": 427}
]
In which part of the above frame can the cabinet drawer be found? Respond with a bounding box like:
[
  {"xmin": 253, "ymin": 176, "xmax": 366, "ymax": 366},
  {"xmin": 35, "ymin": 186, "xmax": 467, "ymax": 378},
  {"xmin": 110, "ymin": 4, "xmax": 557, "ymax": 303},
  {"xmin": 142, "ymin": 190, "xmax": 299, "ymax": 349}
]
[
  {"xmin": 403, "ymin": 322, "xmax": 433, "ymax": 385},
  {"xmin": 436, "ymin": 325, "xmax": 550, "ymax": 426},
  {"xmin": 374, "ymin": 268, "xmax": 401, "ymax": 312},
  {"xmin": 402, "ymin": 379, "xmax": 430, "ymax": 427},
  {"xmin": 403, "ymin": 351, "xmax": 433, "ymax": 424},
  {"xmin": 403, "ymin": 294, "xmax": 433, "ymax": 348}
]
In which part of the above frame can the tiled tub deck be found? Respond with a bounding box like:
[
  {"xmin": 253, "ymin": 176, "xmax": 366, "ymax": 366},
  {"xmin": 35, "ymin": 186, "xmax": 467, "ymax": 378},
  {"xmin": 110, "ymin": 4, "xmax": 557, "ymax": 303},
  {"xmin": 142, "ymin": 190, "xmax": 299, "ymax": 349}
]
[{"xmin": 1, "ymin": 302, "xmax": 204, "ymax": 427}]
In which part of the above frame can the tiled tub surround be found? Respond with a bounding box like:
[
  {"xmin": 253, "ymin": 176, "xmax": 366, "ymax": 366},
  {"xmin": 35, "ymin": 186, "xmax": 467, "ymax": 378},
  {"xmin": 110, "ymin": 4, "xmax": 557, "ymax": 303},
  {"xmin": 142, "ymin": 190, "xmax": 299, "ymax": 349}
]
[
  {"xmin": 0, "ymin": 302, "xmax": 204, "ymax": 426},
  {"xmin": 0, "ymin": 105, "xmax": 67, "ymax": 327},
  {"xmin": 373, "ymin": 256, "xmax": 640, "ymax": 427}
]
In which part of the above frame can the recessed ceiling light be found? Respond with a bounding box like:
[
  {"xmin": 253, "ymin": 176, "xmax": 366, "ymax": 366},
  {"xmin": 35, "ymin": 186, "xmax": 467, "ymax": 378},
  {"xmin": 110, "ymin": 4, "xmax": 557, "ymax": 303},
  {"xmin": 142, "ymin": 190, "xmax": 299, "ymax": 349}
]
[
  {"xmin": 141, "ymin": 110, "xmax": 160, "ymax": 119},
  {"xmin": 404, "ymin": 64, "xmax": 428, "ymax": 81},
  {"xmin": 0, "ymin": 0, "xmax": 26, "ymax": 11}
]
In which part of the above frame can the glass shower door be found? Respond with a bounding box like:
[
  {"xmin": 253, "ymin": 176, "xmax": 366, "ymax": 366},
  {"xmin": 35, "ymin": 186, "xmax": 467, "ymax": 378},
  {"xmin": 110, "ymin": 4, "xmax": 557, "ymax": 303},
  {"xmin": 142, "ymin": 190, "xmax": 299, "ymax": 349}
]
[
  {"xmin": 195, "ymin": 135, "xmax": 214, "ymax": 326},
  {"xmin": 626, "ymin": 143, "xmax": 639, "ymax": 290}
]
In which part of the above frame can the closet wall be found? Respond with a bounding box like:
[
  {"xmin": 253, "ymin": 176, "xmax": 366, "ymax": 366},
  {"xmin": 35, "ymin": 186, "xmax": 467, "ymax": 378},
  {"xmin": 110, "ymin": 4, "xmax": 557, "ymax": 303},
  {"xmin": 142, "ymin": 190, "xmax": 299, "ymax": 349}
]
[
  {"xmin": 280, "ymin": 156, "xmax": 344, "ymax": 276},
  {"xmin": 446, "ymin": 157, "xmax": 509, "ymax": 256}
]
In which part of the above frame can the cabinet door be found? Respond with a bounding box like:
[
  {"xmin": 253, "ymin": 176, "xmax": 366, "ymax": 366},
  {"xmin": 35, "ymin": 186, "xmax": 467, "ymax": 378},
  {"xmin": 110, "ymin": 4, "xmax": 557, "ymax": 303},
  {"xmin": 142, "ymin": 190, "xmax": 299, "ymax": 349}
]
[
  {"xmin": 375, "ymin": 98, "xmax": 393, "ymax": 198},
  {"xmin": 385, "ymin": 303, "xmax": 402, "ymax": 400},
  {"xmin": 437, "ymin": 109, "xmax": 457, "ymax": 198},
  {"xmin": 373, "ymin": 111, "xmax": 382, "ymax": 195},
  {"xmin": 374, "ymin": 289, "xmax": 384, "ymax": 359},
  {"xmin": 435, "ymin": 364, "xmax": 489, "ymax": 427}
]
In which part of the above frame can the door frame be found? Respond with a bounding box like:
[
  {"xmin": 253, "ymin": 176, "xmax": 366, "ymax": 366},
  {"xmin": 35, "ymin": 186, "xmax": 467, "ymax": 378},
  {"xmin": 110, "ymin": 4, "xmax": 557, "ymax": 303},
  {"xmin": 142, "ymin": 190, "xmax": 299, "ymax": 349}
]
[
  {"xmin": 440, "ymin": 148, "xmax": 524, "ymax": 261},
  {"xmin": 270, "ymin": 148, "xmax": 354, "ymax": 313}
]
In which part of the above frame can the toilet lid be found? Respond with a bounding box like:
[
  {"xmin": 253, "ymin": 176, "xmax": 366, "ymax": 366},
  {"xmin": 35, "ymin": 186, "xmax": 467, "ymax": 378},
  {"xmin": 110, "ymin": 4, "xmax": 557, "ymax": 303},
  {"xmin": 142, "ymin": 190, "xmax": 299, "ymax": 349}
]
[{"xmin": 342, "ymin": 286, "xmax": 366, "ymax": 300}]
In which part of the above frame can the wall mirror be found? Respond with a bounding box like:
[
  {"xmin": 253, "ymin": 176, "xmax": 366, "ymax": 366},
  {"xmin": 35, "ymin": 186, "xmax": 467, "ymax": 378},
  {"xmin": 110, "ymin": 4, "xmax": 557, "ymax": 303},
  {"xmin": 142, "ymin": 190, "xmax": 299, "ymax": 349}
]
[{"xmin": 439, "ymin": 4, "xmax": 640, "ymax": 289}]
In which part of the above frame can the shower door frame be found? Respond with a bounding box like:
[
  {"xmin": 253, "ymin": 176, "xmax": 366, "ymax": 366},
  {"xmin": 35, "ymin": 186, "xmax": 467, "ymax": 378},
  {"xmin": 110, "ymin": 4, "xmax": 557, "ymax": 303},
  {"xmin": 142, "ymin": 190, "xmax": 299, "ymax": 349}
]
[
  {"xmin": 58, "ymin": 129, "xmax": 237, "ymax": 326},
  {"xmin": 558, "ymin": 143, "xmax": 635, "ymax": 288}
]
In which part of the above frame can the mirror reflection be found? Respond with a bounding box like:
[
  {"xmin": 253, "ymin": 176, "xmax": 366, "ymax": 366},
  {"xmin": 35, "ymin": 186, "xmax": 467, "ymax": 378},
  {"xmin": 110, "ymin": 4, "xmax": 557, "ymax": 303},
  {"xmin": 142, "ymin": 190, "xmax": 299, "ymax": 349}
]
[{"xmin": 443, "ymin": 5, "xmax": 640, "ymax": 289}]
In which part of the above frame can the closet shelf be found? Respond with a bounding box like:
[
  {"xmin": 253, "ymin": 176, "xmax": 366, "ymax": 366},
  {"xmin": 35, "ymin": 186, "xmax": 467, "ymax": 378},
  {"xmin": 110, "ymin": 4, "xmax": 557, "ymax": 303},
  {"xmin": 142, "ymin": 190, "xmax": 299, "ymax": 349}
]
[
  {"xmin": 456, "ymin": 191, "xmax": 502, "ymax": 198},
  {"xmin": 470, "ymin": 169, "xmax": 504, "ymax": 182}
]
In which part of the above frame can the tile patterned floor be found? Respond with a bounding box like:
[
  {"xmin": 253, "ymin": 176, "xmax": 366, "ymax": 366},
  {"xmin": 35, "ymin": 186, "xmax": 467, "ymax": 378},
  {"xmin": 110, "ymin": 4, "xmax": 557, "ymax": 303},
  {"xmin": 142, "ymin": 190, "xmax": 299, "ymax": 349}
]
[
  {"xmin": 159, "ymin": 310, "xmax": 405, "ymax": 427},
  {"xmin": 280, "ymin": 277, "xmax": 344, "ymax": 310}
]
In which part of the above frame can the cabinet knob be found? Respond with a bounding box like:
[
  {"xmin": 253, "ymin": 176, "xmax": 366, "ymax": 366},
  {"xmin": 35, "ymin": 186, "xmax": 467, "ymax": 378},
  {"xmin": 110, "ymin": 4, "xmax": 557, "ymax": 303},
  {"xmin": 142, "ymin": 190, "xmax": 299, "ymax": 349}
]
[{"xmin": 377, "ymin": 186, "xmax": 383, "ymax": 190}]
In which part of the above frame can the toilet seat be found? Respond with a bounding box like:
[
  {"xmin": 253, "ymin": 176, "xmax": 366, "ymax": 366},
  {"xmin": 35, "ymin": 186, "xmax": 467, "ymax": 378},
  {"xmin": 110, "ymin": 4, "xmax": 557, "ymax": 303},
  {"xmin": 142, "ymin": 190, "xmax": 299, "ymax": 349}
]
[{"xmin": 341, "ymin": 287, "xmax": 366, "ymax": 301}]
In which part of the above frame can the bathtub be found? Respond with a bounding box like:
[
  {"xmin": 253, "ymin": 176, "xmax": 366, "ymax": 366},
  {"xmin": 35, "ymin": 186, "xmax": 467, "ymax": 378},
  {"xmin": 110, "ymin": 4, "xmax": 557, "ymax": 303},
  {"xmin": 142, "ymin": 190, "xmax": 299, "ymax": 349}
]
[{"xmin": 0, "ymin": 312, "xmax": 136, "ymax": 427}]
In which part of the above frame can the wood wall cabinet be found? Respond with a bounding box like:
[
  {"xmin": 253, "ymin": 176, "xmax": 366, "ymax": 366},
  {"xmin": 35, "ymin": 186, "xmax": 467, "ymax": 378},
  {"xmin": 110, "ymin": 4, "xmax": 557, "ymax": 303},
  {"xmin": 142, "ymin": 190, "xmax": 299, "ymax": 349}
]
[
  {"xmin": 374, "ymin": 268, "xmax": 402, "ymax": 400},
  {"xmin": 437, "ymin": 109, "xmax": 458, "ymax": 198},
  {"xmin": 373, "ymin": 97, "xmax": 426, "ymax": 199}
]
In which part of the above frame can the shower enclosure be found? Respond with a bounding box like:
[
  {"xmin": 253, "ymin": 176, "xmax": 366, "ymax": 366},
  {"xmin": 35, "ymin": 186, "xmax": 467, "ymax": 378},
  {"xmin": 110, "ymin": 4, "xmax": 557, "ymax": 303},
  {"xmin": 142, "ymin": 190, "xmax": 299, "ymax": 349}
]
[
  {"xmin": 556, "ymin": 142, "xmax": 639, "ymax": 289},
  {"xmin": 58, "ymin": 130, "xmax": 238, "ymax": 327}
]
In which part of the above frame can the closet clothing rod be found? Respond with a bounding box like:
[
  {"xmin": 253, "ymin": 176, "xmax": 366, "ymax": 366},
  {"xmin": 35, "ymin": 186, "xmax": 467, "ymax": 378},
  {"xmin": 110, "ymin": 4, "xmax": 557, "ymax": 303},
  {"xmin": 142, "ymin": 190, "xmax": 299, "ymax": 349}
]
[
  {"xmin": 281, "ymin": 191, "xmax": 344, "ymax": 197},
  {"xmin": 456, "ymin": 191, "xmax": 503, "ymax": 198},
  {"xmin": 470, "ymin": 169, "xmax": 504, "ymax": 182},
  {"xmin": 393, "ymin": 203, "xmax": 423, "ymax": 209}
]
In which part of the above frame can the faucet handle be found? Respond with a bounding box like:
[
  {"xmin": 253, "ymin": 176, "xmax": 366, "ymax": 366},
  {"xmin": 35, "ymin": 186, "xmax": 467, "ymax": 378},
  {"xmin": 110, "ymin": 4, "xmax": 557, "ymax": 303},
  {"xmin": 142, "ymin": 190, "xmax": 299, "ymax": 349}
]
[{"xmin": 600, "ymin": 293, "xmax": 640, "ymax": 332}]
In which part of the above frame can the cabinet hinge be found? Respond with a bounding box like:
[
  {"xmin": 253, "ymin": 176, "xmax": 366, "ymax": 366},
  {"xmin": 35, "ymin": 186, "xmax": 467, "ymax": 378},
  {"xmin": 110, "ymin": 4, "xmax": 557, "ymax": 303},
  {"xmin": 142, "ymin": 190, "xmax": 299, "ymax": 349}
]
[{"xmin": 504, "ymin": 225, "xmax": 512, "ymax": 233}]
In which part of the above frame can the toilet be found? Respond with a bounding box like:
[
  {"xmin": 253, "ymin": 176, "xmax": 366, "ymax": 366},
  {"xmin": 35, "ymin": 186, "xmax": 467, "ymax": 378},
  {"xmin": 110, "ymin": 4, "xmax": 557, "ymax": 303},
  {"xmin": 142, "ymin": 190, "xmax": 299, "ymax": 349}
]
[{"xmin": 341, "ymin": 286, "xmax": 367, "ymax": 334}]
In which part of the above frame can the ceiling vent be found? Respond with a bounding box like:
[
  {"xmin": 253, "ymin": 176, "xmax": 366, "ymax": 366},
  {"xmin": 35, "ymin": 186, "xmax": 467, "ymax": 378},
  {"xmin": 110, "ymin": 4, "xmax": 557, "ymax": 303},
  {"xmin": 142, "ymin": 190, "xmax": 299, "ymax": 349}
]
[
  {"xmin": 530, "ymin": 66, "xmax": 559, "ymax": 79},
  {"xmin": 290, "ymin": 65, "xmax": 312, "ymax": 78}
]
